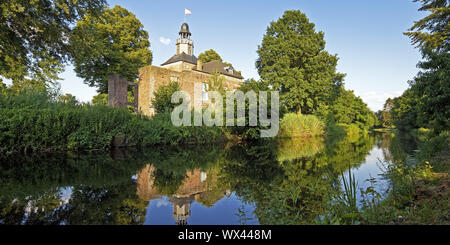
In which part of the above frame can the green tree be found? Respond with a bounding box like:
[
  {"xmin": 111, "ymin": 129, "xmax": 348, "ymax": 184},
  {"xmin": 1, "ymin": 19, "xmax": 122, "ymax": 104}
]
[
  {"xmin": 151, "ymin": 81, "xmax": 180, "ymax": 114},
  {"xmin": 256, "ymin": 10, "xmax": 345, "ymax": 114},
  {"xmin": 404, "ymin": 0, "xmax": 449, "ymax": 51},
  {"xmin": 391, "ymin": 88, "xmax": 420, "ymax": 131},
  {"xmin": 70, "ymin": 5, "xmax": 152, "ymax": 93},
  {"xmin": 58, "ymin": 93, "xmax": 78, "ymax": 105},
  {"xmin": 0, "ymin": 0, "xmax": 106, "ymax": 84},
  {"xmin": 411, "ymin": 48, "xmax": 450, "ymax": 131},
  {"xmin": 198, "ymin": 49, "xmax": 223, "ymax": 63},
  {"xmin": 378, "ymin": 98, "xmax": 394, "ymax": 128},
  {"xmin": 392, "ymin": 0, "xmax": 450, "ymax": 132},
  {"xmin": 329, "ymin": 88, "xmax": 377, "ymax": 131},
  {"xmin": 92, "ymin": 93, "xmax": 108, "ymax": 106}
]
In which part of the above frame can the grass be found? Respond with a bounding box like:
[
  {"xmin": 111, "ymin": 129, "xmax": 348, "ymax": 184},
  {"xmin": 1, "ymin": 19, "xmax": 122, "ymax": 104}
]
[{"xmin": 278, "ymin": 113, "xmax": 325, "ymax": 138}]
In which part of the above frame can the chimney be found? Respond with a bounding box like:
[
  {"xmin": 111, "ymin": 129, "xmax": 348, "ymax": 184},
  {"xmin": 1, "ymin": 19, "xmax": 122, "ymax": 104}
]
[{"xmin": 197, "ymin": 60, "xmax": 203, "ymax": 71}]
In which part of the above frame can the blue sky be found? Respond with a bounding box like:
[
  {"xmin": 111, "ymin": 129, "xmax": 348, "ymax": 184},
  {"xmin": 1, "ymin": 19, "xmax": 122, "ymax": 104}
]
[{"xmin": 55, "ymin": 0, "xmax": 425, "ymax": 111}]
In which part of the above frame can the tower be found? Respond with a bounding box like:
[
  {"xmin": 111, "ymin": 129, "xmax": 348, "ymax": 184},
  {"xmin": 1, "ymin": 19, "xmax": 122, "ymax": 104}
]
[{"xmin": 176, "ymin": 23, "xmax": 194, "ymax": 55}]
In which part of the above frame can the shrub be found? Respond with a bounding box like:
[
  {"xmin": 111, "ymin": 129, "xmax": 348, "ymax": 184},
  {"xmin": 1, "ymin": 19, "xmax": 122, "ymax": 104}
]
[
  {"xmin": 337, "ymin": 123, "xmax": 361, "ymax": 136},
  {"xmin": 151, "ymin": 81, "xmax": 180, "ymax": 114}
]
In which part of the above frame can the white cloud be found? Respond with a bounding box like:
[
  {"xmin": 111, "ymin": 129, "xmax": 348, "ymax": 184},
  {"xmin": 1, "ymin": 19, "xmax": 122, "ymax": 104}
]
[
  {"xmin": 156, "ymin": 197, "xmax": 170, "ymax": 208},
  {"xmin": 159, "ymin": 37, "xmax": 171, "ymax": 45},
  {"xmin": 355, "ymin": 91, "xmax": 403, "ymax": 111}
]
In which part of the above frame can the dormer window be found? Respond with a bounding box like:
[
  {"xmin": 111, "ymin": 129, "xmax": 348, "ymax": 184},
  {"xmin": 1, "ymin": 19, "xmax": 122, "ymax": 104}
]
[{"xmin": 224, "ymin": 66, "xmax": 234, "ymax": 75}]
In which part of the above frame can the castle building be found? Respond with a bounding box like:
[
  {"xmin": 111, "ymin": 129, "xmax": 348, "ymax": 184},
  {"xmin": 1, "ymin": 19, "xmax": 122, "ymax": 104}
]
[{"xmin": 138, "ymin": 23, "xmax": 244, "ymax": 117}]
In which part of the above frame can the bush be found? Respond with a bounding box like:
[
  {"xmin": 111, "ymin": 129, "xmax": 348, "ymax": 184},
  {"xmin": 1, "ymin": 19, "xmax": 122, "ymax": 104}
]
[
  {"xmin": 337, "ymin": 123, "xmax": 361, "ymax": 136},
  {"xmin": 278, "ymin": 113, "xmax": 325, "ymax": 138},
  {"xmin": 151, "ymin": 81, "xmax": 180, "ymax": 114},
  {"xmin": 0, "ymin": 90, "xmax": 225, "ymax": 156}
]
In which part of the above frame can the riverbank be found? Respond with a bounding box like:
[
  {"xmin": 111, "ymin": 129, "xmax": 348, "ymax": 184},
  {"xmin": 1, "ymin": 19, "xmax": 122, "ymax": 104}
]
[{"xmin": 371, "ymin": 131, "xmax": 449, "ymax": 225}]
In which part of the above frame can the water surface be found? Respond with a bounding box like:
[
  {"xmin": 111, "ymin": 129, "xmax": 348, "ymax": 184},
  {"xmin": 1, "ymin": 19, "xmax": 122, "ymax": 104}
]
[{"xmin": 0, "ymin": 133, "xmax": 414, "ymax": 225}]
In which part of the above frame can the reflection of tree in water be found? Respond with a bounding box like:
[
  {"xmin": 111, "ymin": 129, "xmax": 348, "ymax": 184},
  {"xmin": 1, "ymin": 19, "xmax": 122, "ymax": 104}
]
[
  {"xmin": 378, "ymin": 132, "xmax": 418, "ymax": 164},
  {"xmin": 0, "ymin": 150, "xmax": 149, "ymax": 225},
  {"xmin": 0, "ymin": 134, "xmax": 389, "ymax": 225},
  {"xmin": 218, "ymin": 134, "xmax": 379, "ymax": 225}
]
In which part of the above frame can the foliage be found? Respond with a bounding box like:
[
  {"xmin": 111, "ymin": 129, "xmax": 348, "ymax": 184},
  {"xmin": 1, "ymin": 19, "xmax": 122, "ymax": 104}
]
[
  {"xmin": 410, "ymin": 47, "xmax": 450, "ymax": 132},
  {"xmin": 376, "ymin": 98, "xmax": 394, "ymax": 128},
  {"xmin": 198, "ymin": 49, "xmax": 223, "ymax": 63},
  {"xmin": 58, "ymin": 93, "xmax": 78, "ymax": 105},
  {"xmin": 278, "ymin": 113, "xmax": 325, "ymax": 138},
  {"xmin": 151, "ymin": 81, "xmax": 181, "ymax": 114},
  {"xmin": 390, "ymin": 1, "xmax": 449, "ymax": 133},
  {"xmin": 0, "ymin": 90, "xmax": 224, "ymax": 156},
  {"xmin": 337, "ymin": 123, "xmax": 361, "ymax": 137},
  {"xmin": 92, "ymin": 93, "xmax": 108, "ymax": 106},
  {"xmin": 404, "ymin": 0, "xmax": 449, "ymax": 52},
  {"xmin": 228, "ymin": 79, "xmax": 280, "ymax": 140},
  {"xmin": 256, "ymin": 10, "xmax": 345, "ymax": 114},
  {"xmin": 391, "ymin": 88, "xmax": 420, "ymax": 131},
  {"xmin": 0, "ymin": 0, "xmax": 106, "ymax": 84},
  {"xmin": 70, "ymin": 5, "xmax": 152, "ymax": 93},
  {"xmin": 326, "ymin": 88, "xmax": 377, "ymax": 131}
]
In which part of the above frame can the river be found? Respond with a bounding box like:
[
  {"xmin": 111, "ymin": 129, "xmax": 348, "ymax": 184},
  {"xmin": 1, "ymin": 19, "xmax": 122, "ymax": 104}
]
[{"xmin": 0, "ymin": 133, "xmax": 416, "ymax": 225}]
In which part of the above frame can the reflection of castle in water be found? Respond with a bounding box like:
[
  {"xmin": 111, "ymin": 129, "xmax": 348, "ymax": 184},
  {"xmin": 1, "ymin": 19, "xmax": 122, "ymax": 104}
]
[{"xmin": 136, "ymin": 165, "xmax": 231, "ymax": 225}]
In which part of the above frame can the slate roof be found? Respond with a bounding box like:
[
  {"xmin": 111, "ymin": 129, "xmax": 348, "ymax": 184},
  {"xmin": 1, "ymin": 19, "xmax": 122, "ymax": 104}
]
[
  {"xmin": 161, "ymin": 52, "xmax": 198, "ymax": 66},
  {"xmin": 201, "ymin": 60, "xmax": 244, "ymax": 79}
]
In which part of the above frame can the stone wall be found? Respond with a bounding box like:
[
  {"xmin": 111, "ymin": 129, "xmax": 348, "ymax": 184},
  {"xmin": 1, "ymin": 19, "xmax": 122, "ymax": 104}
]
[{"xmin": 138, "ymin": 65, "xmax": 243, "ymax": 117}]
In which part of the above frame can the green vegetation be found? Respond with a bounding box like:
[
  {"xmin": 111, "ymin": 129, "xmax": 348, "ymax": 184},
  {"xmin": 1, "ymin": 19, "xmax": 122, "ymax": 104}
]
[
  {"xmin": 219, "ymin": 135, "xmax": 378, "ymax": 225},
  {"xmin": 255, "ymin": 10, "xmax": 377, "ymax": 137},
  {"xmin": 278, "ymin": 113, "xmax": 325, "ymax": 138},
  {"xmin": 404, "ymin": 0, "xmax": 449, "ymax": 52},
  {"xmin": 198, "ymin": 49, "xmax": 223, "ymax": 63},
  {"xmin": 319, "ymin": 131, "xmax": 449, "ymax": 225},
  {"xmin": 364, "ymin": 1, "xmax": 449, "ymax": 224},
  {"xmin": 151, "ymin": 81, "xmax": 181, "ymax": 114},
  {"xmin": 0, "ymin": 0, "xmax": 107, "ymax": 86},
  {"xmin": 388, "ymin": 0, "xmax": 449, "ymax": 134},
  {"xmin": 256, "ymin": 10, "xmax": 345, "ymax": 115},
  {"xmin": 70, "ymin": 5, "xmax": 152, "ymax": 93},
  {"xmin": 0, "ymin": 90, "xmax": 224, "ymax": 156},
  {"xmin": 376, "ymin": 98, "xmax": 394, "ymax": 129}
]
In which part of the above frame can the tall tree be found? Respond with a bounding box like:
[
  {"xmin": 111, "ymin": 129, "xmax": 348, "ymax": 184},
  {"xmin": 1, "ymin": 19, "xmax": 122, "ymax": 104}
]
[
  {"xmin": 0, "ymin": 0, "xmax": 107, "ymax": 84},
  {"xmin": 379, "ymin": 98, "xmax": 394, "ymax": 128},
  {"xmin": 70, "ymin": 5, "xmax": 152, "ymax": 93},
  {"xmin": 411, "ymin": 48, "xmax": 450, "ymax": 131},
  {"xmin": 404, "ymin": 0, "xmax": 449, "ymax": 52},
  {"xmin": 256, "ymin": 10, "xmax": 344, "ymax": 114},
  {"xmin": 392, "ymin": 0, "xmax": 450, "ymax": 132}
]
